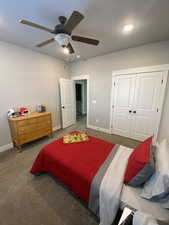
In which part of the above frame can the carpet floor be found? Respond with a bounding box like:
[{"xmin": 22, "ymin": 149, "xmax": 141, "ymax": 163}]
[{"xmin": 0, "ymin": 120, "xmax": 139, "ymax": 225}]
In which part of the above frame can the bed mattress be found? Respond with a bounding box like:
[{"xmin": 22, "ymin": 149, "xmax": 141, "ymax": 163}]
[
  {"xmin": 31, "ymin": 135, "xmax": 115, "ymax": 202},
  {"xmin": 121, "ymin": 185, "xmax": 169, "ymax": 222}
]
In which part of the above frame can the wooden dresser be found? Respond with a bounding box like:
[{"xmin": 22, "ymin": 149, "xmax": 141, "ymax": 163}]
[{"xmin": 8, "ymin": 112, "xmax": 52, "ymax": 150}]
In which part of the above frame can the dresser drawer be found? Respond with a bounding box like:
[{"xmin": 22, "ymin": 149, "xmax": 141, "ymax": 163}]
[
  {"xmin": 17, "ymin": 118, "xmax": 37, "ymax": 127},
  {"xmin": 17, "ymin": 120, "xmax": 28, "ymax": 127},
  {"xmin": 18, "ymin": 128, "xmax": 51, "ymax": 144},
  {"xmin": 36, "ymin": 115, "xmax": 51, "ymax": 123},
  {"xmin": 36, "ymin": 128, "xmax": 51, "ymax": 137},
  {"xmin": 27, "ymin": 118, "xmax": 38, "ymax": 125},
  {"xmin": 36, "ymin": 121, "xmax": 51, "ymax": 129},
  {"xmin": 17, "ymin": 124, "xmax": 38, "ymax": 135},
  {"xmin": 18, "ymin": 122, "xmax": 51, "ymax": 135}
]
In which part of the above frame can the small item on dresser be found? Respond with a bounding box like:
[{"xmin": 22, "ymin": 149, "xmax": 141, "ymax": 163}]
[
  {"xmin": 36, "ymin": 105, "xmax": 46, "ymax": 113},
  {"xmin": 18, "ymin": 107, "xmax": 29, "ymax": 116},
  {"xmin": 7, "ymin": 109, "xmax": 18, "ymax": 118},
  {"xmin": 63, "ymin": 131, "xmax": 89, "ymax": 144}
]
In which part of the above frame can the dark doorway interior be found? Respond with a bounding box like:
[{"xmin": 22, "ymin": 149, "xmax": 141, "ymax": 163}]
[
  {"xmin": 75, "ymin": 80, "xmax": 87, "ymax": 125},
  {"xmin": 76, "ymin": 83, "xmax": 82, "ymax": 117},
  {"xmin": 76, "ymin": 83, "xmax": 82, "ymax": 101}
]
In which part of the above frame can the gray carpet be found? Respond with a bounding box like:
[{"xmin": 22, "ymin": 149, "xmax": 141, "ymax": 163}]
[{"xmin": 0, "ymin": 120, "xmax": 139, "ymax": 225}]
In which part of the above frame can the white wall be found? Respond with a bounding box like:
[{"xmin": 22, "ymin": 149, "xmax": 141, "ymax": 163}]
[
  {"xmin": 0, "ymin": 41, "xmax": 69, "ymax": 147},
  {"xmin": 69, "ymin": 40, "xmax": 169, "ymax": 141},
  {"xmin": 1, "ymin": 39, "xmax": 169, "ymax": 148}
]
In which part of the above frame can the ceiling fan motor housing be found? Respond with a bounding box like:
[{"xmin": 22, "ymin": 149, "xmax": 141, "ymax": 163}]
[
  {"xmin": 53, "ymin": 24, "xmax": 71, "ymax": 35},
  {"xmin": 58, "ymin": 16, "xmax": 67, "ymax": 24}
]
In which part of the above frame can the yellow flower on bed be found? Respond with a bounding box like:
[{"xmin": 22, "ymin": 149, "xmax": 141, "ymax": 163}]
[{"xmin": 63, "ymin": 132, "xmax": 89, "ymax": 144}]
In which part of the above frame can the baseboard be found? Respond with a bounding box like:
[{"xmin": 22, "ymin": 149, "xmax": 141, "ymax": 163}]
[
  {"xmin": 87, "ymin": 125, "xmax": 111, "ymax": 134},
  {"xmin": 0, "ymin": 126, "xmax": 62, "ymax": 153},
  {"xmin": 53, "ymin": 125, "xmax": 61, "ymax": 132},
  {"xmin": 0, "ymin": 143, "xmax": 13, "ymax": 153}
]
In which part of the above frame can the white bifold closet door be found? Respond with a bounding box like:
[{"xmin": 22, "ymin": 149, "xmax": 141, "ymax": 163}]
[{"xmin": 112, "ymin": 71, "xmax": 164, "ymax": 141}]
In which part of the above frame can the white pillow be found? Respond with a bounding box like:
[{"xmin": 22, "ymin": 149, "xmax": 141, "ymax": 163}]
[
  {"xmin": 141, "ymin": 139, "xmax": 169, "ymax": 209},
  {"xmin": 156, "ymin": 139, "xmax": 169, "ymax": 172}
]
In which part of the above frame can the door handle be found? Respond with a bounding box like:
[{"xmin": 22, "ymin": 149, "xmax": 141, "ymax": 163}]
[
  {"xmin": 133, "ymin": 110, "xmax": 136, "ymax": 114},
  {"xmin": 129, "ymin": 110, "xmax": 132, "ymax": 113}
]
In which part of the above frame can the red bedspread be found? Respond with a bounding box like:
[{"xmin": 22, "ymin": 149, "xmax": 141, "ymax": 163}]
[{"xmin": 31, "ymin": 135, "xmax": 115, "ymax": 202}]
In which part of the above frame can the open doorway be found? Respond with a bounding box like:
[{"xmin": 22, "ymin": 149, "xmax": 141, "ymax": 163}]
[
  {"xmin": 60, "ymin": 76, "xmax": 89, "ymax": 129},
  {"xmin": 74, "ymin": 80, "xmax": 87, "ymax": 125},
  {"xmin": 72, "ymin": 75, "xmax": 89, "ymax": 127}
]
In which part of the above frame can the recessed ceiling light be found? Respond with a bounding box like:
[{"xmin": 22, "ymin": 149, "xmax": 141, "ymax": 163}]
[
  {"xmin": 123, "ymin": 24, "xmax": 134, "ymax": 32},
  {"xmin": 63, "ymin": 47, "xmax": 69, "ymax": 55},
  {"xmin": 76, "ymin": 55, "xmax": 80, "ymax": 58}
]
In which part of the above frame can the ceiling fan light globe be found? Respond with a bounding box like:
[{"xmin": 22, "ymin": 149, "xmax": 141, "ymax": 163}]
[
  {"xmin": 63, "ymin": 47, "xmax": 69, "ymax": 55},
  {"xmin": 123, "ymin": 24, "xmax": 134, "ymax": 32},
  {"xmin": 54, "ymin": 33, "xmax": 70, "ymax": 46}
]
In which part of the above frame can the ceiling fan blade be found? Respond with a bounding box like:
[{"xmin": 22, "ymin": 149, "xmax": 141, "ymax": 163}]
[
  {"xmin": 64, "ymin": 11, "xmax": 84, "ymax": 33},
  {"xmin": 67, "ymin": 43, "xmax": 75, "ymax": 54},
  {"xmin": 19, "ymin": 19, "xmax": 54, "ymax": 33},
  {"xmin": 71, "ymin": 35, "xmax": 99, "ymax": 45},
  {"xmin": 36, "ymin": 38, "xmax": 55, "ymax": 47}
]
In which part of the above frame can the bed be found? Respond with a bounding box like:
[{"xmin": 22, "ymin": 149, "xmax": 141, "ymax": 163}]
[
  {"xmin": 31, "ymin": 135, "xmax": 115, "ymax": 202},
  {"xmin": 31, "ymin": 134, "xmax": 169, "ymax": 225}
]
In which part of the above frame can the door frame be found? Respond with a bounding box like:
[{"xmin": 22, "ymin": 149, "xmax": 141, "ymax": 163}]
[
  {"xmin": 109, "ymin": 64, "xmax": 169, "ymax": 142},
  {"xmin": 71, "ymin": 75, "xmax": 90, "ymax": 127}
]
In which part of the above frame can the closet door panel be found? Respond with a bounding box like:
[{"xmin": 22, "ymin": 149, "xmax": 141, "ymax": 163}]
[
  {"xmin": 131, "ymin": 116, "xmax": 155, "ymax": 141},
  {"xmin": 112, "ymin": 75, "xmax": 136, "ymax": 137},
  {"xmin": 131, "ymin": 72, "xmax": 162, "ymax": 140}
]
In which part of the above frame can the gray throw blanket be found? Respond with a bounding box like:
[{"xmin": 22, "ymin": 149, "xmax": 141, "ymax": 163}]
[
  {"xmin": 89, "ymin": 145, "xmax": 133, "ymax": 225},
  {"xmin": 89, "ymin": 144, "xmax": 120, "ymax": 216}
]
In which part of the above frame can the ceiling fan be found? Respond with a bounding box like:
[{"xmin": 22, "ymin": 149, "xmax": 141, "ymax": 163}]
[{"xmin": 19, "ymin": 11, "xmax": 99, "ymax": 54}]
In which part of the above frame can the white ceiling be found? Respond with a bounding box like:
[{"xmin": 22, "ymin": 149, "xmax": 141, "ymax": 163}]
[{"xmin": 1, "ymin": 0, "xmax": 169, "ymax": 61}]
